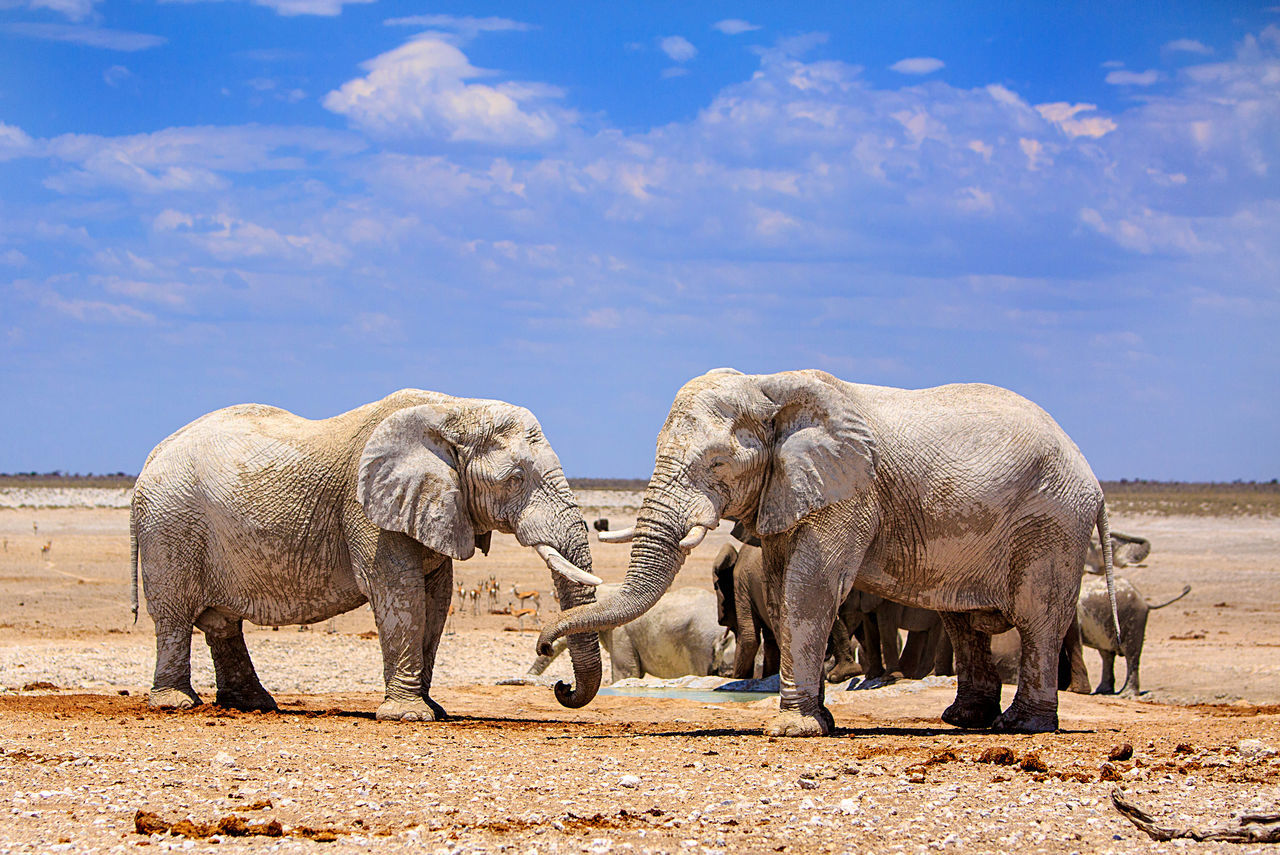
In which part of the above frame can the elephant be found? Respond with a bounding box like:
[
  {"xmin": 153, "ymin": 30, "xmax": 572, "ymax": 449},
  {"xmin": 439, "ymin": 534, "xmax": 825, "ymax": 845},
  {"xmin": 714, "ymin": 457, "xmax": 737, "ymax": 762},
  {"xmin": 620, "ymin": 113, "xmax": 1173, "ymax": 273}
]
[
  {"xmin": 130, "ymin": 389, "xmax": 604, "ymax": 721},
  {"xmin": 1086, "ymin": 531, "xmax": 1150, "ymax": 573},
  {"xmin": 711, "ymin": 543, "xmax": 781, "ymax": 679},
  {"xmin": 829, "ymin": 591, "xmax": 948, "ymax": 688},
  {"xmin": 540, "ymin": 368, "xmax": 1119, "ymax": 736},
  {"xmin": 1077, "ymin": 575, "xmax": 1190, "ymax": 696},
  {"xmin": 527, "ymin": 583, "xmax": 735, "ymax": 682}
]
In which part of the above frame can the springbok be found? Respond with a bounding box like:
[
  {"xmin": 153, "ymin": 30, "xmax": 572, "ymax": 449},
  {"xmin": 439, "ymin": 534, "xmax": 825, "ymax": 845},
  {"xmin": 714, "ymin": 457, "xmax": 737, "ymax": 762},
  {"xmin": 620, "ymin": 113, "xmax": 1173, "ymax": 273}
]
[
  {"xmin": 511, "ymin": 607, "xmax": 539, "ymax": 630},
  {"xmin": 510, "ymin": 584, "xmax": 540, "ymax": 612}
]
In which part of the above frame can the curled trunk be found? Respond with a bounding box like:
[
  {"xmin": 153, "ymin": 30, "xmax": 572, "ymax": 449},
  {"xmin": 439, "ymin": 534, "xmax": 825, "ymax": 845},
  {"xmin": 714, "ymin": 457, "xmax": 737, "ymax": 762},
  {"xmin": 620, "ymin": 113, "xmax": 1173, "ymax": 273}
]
[{"xmin": 545, "ymin": 521, "xmax": 602, "ymax": 708}]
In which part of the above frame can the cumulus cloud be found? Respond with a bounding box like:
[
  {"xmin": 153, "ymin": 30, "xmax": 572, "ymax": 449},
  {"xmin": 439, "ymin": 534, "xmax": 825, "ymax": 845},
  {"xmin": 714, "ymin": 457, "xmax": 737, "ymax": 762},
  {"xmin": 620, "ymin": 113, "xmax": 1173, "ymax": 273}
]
[
  {"xmin": 1106, "ymin": 68, "xmax": 1161, "ymax": 85},
  {"xmin": 889, "ymin": 57, "xmax": 944, "ymax": 75},
  {"xmin": 1035, "ymin": 102, "xmax": 1117, "ymax": 138},
  {"xmin": 323, "ymin": 36, "xmax": 571, "ymax": 145},
  {"xmin": 659, "ymin": 35, "xmax": 697, "ymax": 62},
  {"xmin": 0, "ymin": 0, "xmax": 98, "ymax": 20},
  {"xmin": 0, "ymin": 22, "xmax": 166, "ymax": 50},
  {"xmin": 0, "ymin": 122, "xmax": 37, "ymax": 161},
  {"xmin": 712, "ymin": 19, "xmax": 759, "ymax": 35}
]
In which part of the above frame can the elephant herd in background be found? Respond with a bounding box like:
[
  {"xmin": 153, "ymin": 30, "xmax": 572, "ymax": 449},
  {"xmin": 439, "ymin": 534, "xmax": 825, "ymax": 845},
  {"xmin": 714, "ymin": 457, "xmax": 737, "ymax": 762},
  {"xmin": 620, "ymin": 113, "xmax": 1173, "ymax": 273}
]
[
  {"xmin": 708, "ymin": 527, "xmax": 1186, "ymax": 698},
  {"xmin": 132, "ymin": 367, "xmax": 1184, "ymax": 737}
]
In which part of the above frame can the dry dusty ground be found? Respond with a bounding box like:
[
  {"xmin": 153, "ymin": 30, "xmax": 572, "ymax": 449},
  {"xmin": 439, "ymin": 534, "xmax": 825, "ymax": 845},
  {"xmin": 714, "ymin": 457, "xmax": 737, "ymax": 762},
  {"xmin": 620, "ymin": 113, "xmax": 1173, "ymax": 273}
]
[{"xmin": 0, "ymin": 501, "xmax": 1278, "ymax": 854}]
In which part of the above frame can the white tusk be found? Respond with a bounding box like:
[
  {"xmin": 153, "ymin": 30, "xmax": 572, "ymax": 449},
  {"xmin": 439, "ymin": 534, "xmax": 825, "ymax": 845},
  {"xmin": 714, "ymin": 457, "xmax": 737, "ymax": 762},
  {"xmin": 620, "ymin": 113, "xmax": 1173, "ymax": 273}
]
[
  {"xmin": 679, "ymin": 525, "xmax": 708, "ymax": 551},
  {"xmin": 597, "ymin": 527, "xmax": 635, "ymax": 544},
  {"xmin": 534, "ymin": 544, "xmax": 604, "ymax": 587}
]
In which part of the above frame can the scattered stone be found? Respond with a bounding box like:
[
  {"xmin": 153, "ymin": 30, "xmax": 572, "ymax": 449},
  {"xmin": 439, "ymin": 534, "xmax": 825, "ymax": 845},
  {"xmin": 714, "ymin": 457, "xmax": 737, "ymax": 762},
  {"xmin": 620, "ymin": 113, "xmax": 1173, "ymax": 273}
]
[
  {"xmin": 1108, "ymin": 743, "xmax": 1134, "ymax": 762},
  {"xmin": 619, "ymin": 775, "xmax": 641, "ymax": 788}
]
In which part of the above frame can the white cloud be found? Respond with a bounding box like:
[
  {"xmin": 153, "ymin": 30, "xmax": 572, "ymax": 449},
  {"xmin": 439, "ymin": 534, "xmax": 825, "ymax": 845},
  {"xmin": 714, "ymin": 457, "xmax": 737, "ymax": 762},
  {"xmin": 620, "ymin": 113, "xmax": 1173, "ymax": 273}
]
[
  {"xmin": 0, "ymin": 22, "xmax": 166, "ymax": 50},
  {"xmin": 154, "ymin": 210, "xmax": 350, "ymax": 266},
  {"xmin": 1164, "ymin": 38, "xmax": 1213, "ymax": 55},
  {"xmin": 0, "ymin": 122, "xmax": 36, "ymax": 161},
  {"xmin": 889, "ymin": 57, "xmax": 944, "ymax": 75},
  {"xmin": 1035, "ymin": 102, "xmax": 1117, "ymax": 138},
  {"xmin": 1105, "ymin": 68, "xmax": 1161, "ymax": 86},
  {"xmin": 713, "ymin": 19, "xmax": 760, "ymax": 35},
  {"xmin": 0, "ymin": 0, "xmax": 98, "ymax": 20},
  {"xmin": 1019, "ymin": 137, "xmax": 1049, "ymax": 170},
  {"xmin": 103, "ymin": 65, "xmax": 133, "ymax": 87},
  {"xmin": 383, "ymin": 14, "xmax": 532, "ymax": 36},
  {"xmin": 323, "ymin": 37, "xmax": 571, "ymax": 145},
  {"xmin": 156, "ymin": 0, "xmax": 374, "ymax": 16},
  {"xmin": 659, "ymin": 35, "xmax": 697, "ymax": 63},
  {"xmin": 41, "ymin": 125, "xmax": 364, "ymax": 194}
]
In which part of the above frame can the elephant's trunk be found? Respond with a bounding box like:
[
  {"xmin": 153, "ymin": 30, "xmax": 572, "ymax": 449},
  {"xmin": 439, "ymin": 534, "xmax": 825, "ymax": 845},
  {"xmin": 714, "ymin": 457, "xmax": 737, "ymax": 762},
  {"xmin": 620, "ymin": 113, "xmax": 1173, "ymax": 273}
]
[
  {"xmin": 543, "ymin": 514, "xmax": 602, "ymax": 709},
  {"xmin": 539, "ymin": 466, "xmax": 701, "ymax": 662}
]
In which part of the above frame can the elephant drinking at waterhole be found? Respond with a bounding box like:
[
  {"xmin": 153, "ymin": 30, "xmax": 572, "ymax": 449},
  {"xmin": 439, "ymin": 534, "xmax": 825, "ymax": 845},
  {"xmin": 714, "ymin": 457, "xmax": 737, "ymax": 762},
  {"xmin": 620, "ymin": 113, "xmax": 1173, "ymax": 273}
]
[{"xmin": 132, "ymin": 389, "xmax": 603, "ymax": 721}]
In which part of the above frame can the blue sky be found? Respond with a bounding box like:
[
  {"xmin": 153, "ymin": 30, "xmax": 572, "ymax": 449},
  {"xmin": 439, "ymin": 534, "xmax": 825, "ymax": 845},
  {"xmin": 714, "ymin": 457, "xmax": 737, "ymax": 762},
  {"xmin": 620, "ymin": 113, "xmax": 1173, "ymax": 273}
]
[{"xmin": 1, "ymin": 2, "xmax": 1277, "ymax": 480}]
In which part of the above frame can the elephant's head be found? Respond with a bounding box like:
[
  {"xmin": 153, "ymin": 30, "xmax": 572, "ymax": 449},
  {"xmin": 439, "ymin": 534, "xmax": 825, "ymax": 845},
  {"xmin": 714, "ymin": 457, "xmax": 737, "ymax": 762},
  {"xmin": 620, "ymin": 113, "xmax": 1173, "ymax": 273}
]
[
  {"xmin": 1085, "ymin": 531, "xmax": 1152, "ymax": 574},
  {"xmin": 356, "ymin": 392, "xmax": 603, "ymax": 708},
  {"xmin": 539, "ymin": 368, "xmax": 877, "ymax": 658}
]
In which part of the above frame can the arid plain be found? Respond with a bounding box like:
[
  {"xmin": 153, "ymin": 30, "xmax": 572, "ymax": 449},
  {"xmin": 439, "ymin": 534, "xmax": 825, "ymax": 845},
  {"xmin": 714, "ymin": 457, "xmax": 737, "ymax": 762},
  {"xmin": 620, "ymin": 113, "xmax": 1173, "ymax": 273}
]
[{"xmin": 0, "ymin": 485, "xmax": 1277, "ymax": 853}]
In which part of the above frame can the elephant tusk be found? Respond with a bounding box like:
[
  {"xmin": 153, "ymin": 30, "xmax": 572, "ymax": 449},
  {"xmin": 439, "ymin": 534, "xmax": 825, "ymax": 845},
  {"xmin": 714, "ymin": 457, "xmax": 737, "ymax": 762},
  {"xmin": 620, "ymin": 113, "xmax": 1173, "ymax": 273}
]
[
  {"xmin": 597, "ymin": 527, "xmax": 634, "ymax": 543},
  {"xmin": 534, "ymin": 544, "xmax": 604, "ymax": 587},
  {"xmin": 678, "ymin": 525, "xmax": 708, "ymax": 551}
]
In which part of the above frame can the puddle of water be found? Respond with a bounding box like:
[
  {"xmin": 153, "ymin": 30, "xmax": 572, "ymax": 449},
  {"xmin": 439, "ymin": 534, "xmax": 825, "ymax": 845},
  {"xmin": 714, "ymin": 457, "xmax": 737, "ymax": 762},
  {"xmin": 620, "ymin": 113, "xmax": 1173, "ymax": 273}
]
[{"xmin": 599, "ymin": 687, "xmax": 776, "ymax": 704}]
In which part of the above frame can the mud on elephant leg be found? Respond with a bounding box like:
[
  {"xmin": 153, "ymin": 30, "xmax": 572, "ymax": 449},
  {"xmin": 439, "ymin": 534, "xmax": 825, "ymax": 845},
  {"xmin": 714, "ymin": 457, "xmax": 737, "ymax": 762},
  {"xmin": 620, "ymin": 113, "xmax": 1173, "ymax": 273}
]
[
  {"xmin": 368, "ymin": 556, "xmax": 440, "ymax": 722},
  {"xmin": 938, "ymin": 613, "xmax": 1002, "ymax": 729},
  {"xmin": 417, "ymin": 558, "xmax": 454, "ymax": 719},
  {"xmin": 150, "ymin": 617, "xmax": 202, "ymax": 709},
  {"xmin": 197, "ymin": 608, "xmax": 277, "ymax": 711},
  {"xmin": 765, "ymin": 554, "xmax": 837, "ymax": 738}
]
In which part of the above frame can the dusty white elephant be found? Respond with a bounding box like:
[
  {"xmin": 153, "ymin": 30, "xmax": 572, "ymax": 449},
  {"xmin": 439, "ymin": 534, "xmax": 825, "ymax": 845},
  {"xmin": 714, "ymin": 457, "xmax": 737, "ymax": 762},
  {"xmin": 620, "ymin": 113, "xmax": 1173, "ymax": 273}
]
[
  {"xmin": 1077, "ymin": 575, "xmax": 1190, "ymax": 696},
  {"xmin": 541, "ymin": 368, "xmax": 1118, "ymax": 736},
  {"xmin": 527, "ymin": 584, "xmax": 735, "ymax": 682},
  {"xmin": 131, "ymin": 390, "xmax": 602, "ymax": 721}
]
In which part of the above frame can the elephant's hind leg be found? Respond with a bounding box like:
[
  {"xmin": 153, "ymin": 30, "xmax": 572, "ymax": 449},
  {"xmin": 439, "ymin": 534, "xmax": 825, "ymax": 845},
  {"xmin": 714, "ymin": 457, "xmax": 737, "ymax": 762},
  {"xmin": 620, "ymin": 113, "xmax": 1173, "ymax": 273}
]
[
  {"xmin": 939, "ymin": 612, "xmax": 1001, "ymax": 729},
  {"xmin": 150, "ymin": 618, "xmax": 201, "ymax": 709},
  {"xmin": 197, "ymin": 608, "xmax": 277, "ymax": 712}
]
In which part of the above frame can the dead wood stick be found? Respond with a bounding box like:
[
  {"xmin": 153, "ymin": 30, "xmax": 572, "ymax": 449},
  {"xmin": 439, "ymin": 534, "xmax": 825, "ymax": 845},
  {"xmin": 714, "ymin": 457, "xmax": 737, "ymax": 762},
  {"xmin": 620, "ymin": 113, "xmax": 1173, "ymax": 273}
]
[{"xmin": 1112, "ymin": 790, "xmax": 1280, "ymax": 843}]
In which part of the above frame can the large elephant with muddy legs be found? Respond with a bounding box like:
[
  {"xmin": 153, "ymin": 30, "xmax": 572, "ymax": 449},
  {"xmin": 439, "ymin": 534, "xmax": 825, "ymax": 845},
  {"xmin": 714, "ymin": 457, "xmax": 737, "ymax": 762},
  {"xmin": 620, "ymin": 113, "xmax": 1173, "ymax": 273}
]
[
  {"xmin": 540, "ymin": 368, "xmax": 1117, "ymax": 736},
  {"xmin": 132, "ymin": 390, "xmax": 602, "ymax": 721}
]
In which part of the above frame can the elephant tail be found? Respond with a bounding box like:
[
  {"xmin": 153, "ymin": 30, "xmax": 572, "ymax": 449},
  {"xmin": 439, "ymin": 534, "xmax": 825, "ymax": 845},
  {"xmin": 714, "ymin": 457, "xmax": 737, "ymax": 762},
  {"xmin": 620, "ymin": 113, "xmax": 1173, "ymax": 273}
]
[
  {"xmin": 1146, "ymin": 584, "xmax": 1192, "ymax": 610},
  {"xmin": 1096, "ymin": 503, "xmax": 1122, "ymax": 650},
  {"xmin": 129, "ymin": 493, "xmax": 139, "ymax": 626}
]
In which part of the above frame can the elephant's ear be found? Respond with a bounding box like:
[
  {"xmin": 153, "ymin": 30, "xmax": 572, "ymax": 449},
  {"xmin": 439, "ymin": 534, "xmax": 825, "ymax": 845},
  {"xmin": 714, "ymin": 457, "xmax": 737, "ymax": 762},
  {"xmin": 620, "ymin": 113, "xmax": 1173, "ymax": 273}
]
[
  {"xmin": 756, "ymin": 374, "xmax": 878, "ymax": 538},
  {"xmin": 357, "ymin": 404, "xmax": 476, "ymax": 560},
  {"xmin": 712, "ymin": 543, "xmax": 738, "ymax": 630}
]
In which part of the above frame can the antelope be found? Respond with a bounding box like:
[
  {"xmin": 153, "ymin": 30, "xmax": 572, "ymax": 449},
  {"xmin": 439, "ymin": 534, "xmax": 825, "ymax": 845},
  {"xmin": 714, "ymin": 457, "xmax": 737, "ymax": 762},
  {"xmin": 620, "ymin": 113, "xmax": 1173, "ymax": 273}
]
[
  {"xmin": 40, "ymin": 540, "xmax": 51, "ymax": 554},
  {"xmin": 468, "ymin": 586, "xmax": 483, "ymax": 615},
  {"xmin": 511, "ymin": 607, "xmax": 538, "ymax": 630},
  {"xmin": 510, "ymin": 585, "xmax": 540, "ymax": 612},
  {"xmin": 485, "ymin": 575, "xmax": 500, "ymax": 611}
]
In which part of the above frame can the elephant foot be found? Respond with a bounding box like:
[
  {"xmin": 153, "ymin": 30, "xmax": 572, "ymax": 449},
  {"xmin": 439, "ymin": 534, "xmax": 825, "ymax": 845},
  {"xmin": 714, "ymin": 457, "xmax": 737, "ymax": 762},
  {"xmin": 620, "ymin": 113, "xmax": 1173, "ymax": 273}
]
[
  {"xmin": 376, "ymin": 698, "xmax": 441, "ymax": 722},
  {"xmin": 1118, "ymin": 687, "xmax": 1141, "ymax": 700},
  {"xmin": 856, "ymin": 671, "xmax": 903, "ymax": 691},
  {"xmin": 1093, "ymin": 683, "xmax": 1117, "ymax": 695},
  {"xmin": 149, "ymin": 686, "xmax": 202, "ymax": 710},
  {"xmin": 423, "ymin": 695, "xmax": 448, "ymax": 720},
  {"xmin": 826, "ymin": 663, "xmax": 863, "ymax": 684},
  {"xmin": 215, "ymin": 688, "xmax": 278, "ymax": 712},
  {"xmin": 991, "ymin": 704, "xmax": 1058, "ymax": 734},
  {"xmin": 941, "ymin": 695, "xmax": 1001, "ymax": 729},
  {"xmin": 764, "ymin": 707, "xmax": 833, "ymax": 738}
]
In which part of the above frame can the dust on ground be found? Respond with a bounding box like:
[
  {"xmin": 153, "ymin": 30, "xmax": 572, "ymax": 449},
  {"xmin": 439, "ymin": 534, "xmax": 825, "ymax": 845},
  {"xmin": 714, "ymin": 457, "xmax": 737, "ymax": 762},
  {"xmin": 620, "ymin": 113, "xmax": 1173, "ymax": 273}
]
[{"xmin": 0, "ymin": 503, "xmax": 1278, "ymax": 853}]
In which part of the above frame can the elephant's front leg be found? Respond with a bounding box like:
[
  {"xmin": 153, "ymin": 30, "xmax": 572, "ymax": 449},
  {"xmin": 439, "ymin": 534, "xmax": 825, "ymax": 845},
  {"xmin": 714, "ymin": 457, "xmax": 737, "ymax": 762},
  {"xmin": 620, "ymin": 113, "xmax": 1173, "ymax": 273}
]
[
  {"xmin": 764, "ymin": 549, "xmax": 838, "ymax": 737},
  {"xmin": 416, "ymin": 557, "xmax": 453, "ymax": 719},
  {"xmin": 363, "ymin": 538, "xmax": 439, "ymax": 722}
]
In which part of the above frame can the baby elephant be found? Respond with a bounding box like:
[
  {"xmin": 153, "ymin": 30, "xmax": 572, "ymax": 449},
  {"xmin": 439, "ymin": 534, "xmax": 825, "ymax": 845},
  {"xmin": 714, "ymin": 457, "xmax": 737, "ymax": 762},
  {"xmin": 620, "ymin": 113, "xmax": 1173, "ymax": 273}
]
[
  {"xmin": 529, "ymin": 584, "xmax": 735, "ymax": 683},
  {"xmin": 1077, "ymin": 575, "xmax": 1190, "ymax": 696}
]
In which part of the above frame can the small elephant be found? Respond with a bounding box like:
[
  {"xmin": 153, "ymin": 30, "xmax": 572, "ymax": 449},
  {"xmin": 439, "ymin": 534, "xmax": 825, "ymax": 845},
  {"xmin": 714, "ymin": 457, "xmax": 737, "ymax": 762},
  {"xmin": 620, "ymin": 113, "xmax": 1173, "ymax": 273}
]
[
  {"xmin": 132, "ymin": 390, "xmax": 603, "ymax": 721},
  {"xmin": 1086, "ymin": 531, "xmax": 1151, "ymax": 573},
  {"xmin": 988, "ymin": 617, "xmax": 1092, "ymax": 694},
  {"xmin": 1077, "ymin": 575, "xmax": 1190, "ymax": 696},
  {"xmin": 712, "ymin": 543, "xmax": 781, "ymax": 679},
  {"xmin": 529, "ymin": 584, "xmax": 734, "ymax": 682}
]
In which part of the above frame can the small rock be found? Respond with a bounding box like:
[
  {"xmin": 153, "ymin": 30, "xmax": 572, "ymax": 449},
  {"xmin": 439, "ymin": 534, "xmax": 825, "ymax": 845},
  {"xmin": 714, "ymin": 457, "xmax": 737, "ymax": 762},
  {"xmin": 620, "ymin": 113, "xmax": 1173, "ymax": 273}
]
[
  {"xmin": 1107, "ymin": 743, "xmax": 1133, "ymax": 762},
  {"xmin": 619, "ymin": 775, "xmax": 640, "ymax": 788},
  {"xmin": 1238, "ymin": 739, "xmax": 1273, "ymax": 758},
  {"xmin": 212, "ymin": 751, "xmax": 237, "ymax": 768},
  {"xmin": 798, "ymin": 777, "xmax": 818, "ymax": 790}
]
